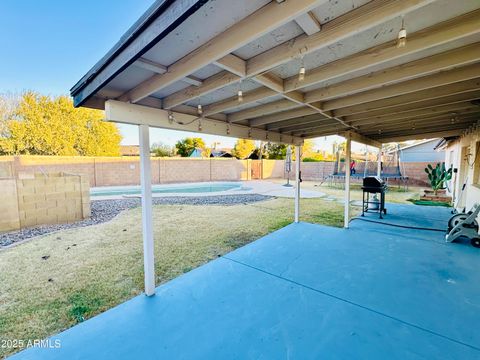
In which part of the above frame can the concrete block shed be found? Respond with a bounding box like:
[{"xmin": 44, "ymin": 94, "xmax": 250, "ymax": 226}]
[{"xmin": 14, "ymin": 0, "xmax": 480, "ymax": 358}]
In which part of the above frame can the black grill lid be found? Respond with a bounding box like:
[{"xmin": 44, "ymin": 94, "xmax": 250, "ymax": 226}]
[{"xmin": 363, "ymin": 176, "xmax": 386, "ymax": 188}]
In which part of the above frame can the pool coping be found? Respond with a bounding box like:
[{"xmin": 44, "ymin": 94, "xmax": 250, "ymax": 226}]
[{"xmin": 90, "ymin": 181, "xmax": 326, "ymax": 200}]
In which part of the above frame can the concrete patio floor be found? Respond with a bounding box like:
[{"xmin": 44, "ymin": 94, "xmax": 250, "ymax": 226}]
[{"xmin": 12, "ymin": 204, "xmax": 480, "ymax": 359}]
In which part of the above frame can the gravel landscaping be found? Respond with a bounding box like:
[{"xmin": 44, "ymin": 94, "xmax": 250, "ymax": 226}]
[{"xmin": 0, "ymin": 194, "xmax": 272, "ymax": 248}]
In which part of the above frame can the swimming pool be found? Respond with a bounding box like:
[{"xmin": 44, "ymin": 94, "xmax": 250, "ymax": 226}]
[{"xmin": 90, "ymin": 182, "xmax": 249, "ymax": 197}]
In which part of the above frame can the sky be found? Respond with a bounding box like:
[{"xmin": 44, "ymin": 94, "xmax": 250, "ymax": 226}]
[{"xmin": 0, "ymin": 0, "xmax": 365, "ymax": 152}]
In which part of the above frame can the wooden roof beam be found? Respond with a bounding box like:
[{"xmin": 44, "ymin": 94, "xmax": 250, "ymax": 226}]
[
  {"xmin": 267, "ymin": 114, "xmax": 329, "ymax": 130},
  {"xmin": 372, "ymin": 125, "xmax": 474, "ymax": 142},
  {"xmin": 228, "ymin": 99, "xmax": 302, "ymax": 123},
  {"xmin": 214, "ymin": 52, "xmax": 347, "ymax": 127},
  {"xmin": 295, "ymin": 11, "xmax": 321, "ymax": 35},
  {"xmin": 370, "ymin": 117, "xmax": 480, "ymax": 133},
  {"xmin": 134, "ymin": 58, "xmax": 203, "ymax": 86},
  {"xmin": 203, "ymin": 10, "xmax": 480, "ymax": 120},
  {"xmin": 290, "ymin": 121, "xmax": 349, "ymax": 135},
  {"xmin": 362, "ymin": 115, "xmax": 480, "ymax": 133},
  {"xmin": 323, "ymin": 63, "xmax": 480, "ymax": 111},
  {"xmin": 246, "ymin": 0, "xmax": 435, "ymax": 76},
  {"xmin": 118, "ymin": 0, "xmax": 327, "ymax": 103},
  {"xmin": 105, "ymin": 100, "xmax": 304, "ymax": 145},
  {"xmin": 250, "ymin": 78, "xmax": 480, "ymax": 126},
  {"xmin": 376, "ymin": 129, "xmax": 467, "ymax": 143},
  {"xmin": 284, "ymin": 9, "xmax": 480, "ymax": 92},
  {"xmin": 276, "ymin": 117, "xmax": 335, "ymax": 133},
  {"xmin": 334, "ymin": 79, "xmax": 480, "ymax": 117},
  {"xmin": 293, "ymin": 127, "xmax": 345, "ymax": 137},
  {"xmin": 249, "ymin": 107, "xmax": 319, "ymax": 127},
  {"xmin": 347, "ymin": 102, "xmax": 480, "ymax": 127},
  {"xmin": 162, "ymin": 71, "xmax": 240, "ymax": 109},
  {"xmin": 343, "ymin": 131, "xmax": 382, "ymax": 148},
  {"xmin": 343, "ymin": 91, "xmax": 480, "ymax": 121},
  {"xmin": 214, "ymin": 54, "xmax": 246, "ymax": 77},
  {"xmin": 305, "ymin": 43, "xmax": 480, "ymax": 104},
  {"xmin": 203, "ymin": 87, "xmax": 278, "ymax": 117}
]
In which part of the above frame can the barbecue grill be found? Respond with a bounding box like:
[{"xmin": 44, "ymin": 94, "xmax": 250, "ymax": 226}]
[{"xmin": 362, "ymin": 176, "xmax": 387, "ymax": 219}]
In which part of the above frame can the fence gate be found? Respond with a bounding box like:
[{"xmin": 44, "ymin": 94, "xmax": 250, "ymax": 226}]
[{"xmin": 251, "ymin": 160, "xmax": 262, "ymax": 179}]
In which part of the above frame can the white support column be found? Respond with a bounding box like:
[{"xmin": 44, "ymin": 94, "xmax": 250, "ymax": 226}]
[
  {"xmin": 377, "ymin": 146, "xmax": 382, "ymax": 177},
  {"xmin": 139, "ymin": 124, "xmax": 155, "ymax": 296},
  {"xmin": 294, "ymin": 145, "xmax": 302, "ymax": 223},
  {"xmin": 344, "ymin": 134, "xmax": 351, "ymax": 228}
]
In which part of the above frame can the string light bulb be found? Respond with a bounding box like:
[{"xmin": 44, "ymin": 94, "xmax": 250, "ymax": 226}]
[
  {"xmin": 450, "ymin": 112, "xmax": 457, "ymax": 124},
  {"xmin": 226, "ymin": 122, "xmax": 231, "ymax": 135},
  {"xmin": 397, "ymin": 17, "xmax": 407, "ymax": 48},
  {"xmin": 237, "ymin": 90, "xmax": 243, "ymax": 103},
  {"xmin": 197, "ymin": 104, "xmax": 203, "ymax": 116},
  {"xmin": 298, "ymin": 66, "xmax": 306, "ymax": 82},
  {"xmin": 198, "ymin": 118, "xmax": 202, "ymax": 132}
]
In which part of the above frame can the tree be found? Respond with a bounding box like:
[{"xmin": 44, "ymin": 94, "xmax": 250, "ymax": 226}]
[
  {"xmin": 301, "ymin": 139, "xmax": 315, "ymax": 159},
  {"xmin": 151, "ymin": 141, "xmax": 175, "ymax": 157},
  {"xmin": 265, "ymin": 142, "xmax": 289, "ymax": 159},
  {"xmin": 261, "ymin": 140, "xmax": 316, "ymax": 160},
  {"xmin": 232, "ymin": 139, "xmax": 255, "ymax": 159},
  {"xmin": 0, "ymin": 92, "xmax": 121, "ymax": 156},
  {"xmin": 175, "ymin": 137, "xmax": 206, "ymax": 157}
]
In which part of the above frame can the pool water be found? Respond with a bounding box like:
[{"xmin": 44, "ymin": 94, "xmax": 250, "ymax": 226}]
[{"xmin": 90, "ymin": 182, "xmax": 248, "ymax": 197}]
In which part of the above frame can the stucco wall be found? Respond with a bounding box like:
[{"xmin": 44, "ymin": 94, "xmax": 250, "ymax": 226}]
[
  {"xmin": 399, "ymin": 140, "xmax": 445, "ymax": 163},
  {"xmin": 446, "ymin": 129, "xmax": 480, "ymax": 210}
]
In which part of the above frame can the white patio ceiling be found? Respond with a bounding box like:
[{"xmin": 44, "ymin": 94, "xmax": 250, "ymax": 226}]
[{"xmin": 71, "ymin": 0, "xmax": 480, "ymax": 145}]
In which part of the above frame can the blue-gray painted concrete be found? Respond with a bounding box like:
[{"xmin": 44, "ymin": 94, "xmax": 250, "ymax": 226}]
[{"xmin": 11, "ymin": 204, "xmax": 480, "ymax": 359}]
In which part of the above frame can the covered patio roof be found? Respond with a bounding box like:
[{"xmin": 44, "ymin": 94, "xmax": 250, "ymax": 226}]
[
  {"xmin": 68, "ymin": 0, "xmax": 480, "ymax": 299},
  {"xmin": 71, "ymin": 0, "xmax": 480, "ymax": 145}
]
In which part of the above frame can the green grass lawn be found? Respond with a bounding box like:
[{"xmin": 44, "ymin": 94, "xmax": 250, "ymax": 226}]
[{"xmin": 0, "ymin": 197, "xmax": 350, "ymax": 358}]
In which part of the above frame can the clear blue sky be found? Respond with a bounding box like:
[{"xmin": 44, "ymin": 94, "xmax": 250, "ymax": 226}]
[{"xmin": 0, "ymin": 0, "xmax": 351, "ymax": 151}]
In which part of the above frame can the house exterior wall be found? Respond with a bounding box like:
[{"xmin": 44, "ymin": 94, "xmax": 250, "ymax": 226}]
[
  {"xmin": 446, "ymin": 129, "xmax": 480, "ymax": 210},
  {"xmin": 399, "ymin": 140, "xmax": 445, "ymax": 163}
]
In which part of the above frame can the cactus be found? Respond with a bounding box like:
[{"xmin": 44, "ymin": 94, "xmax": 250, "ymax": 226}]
[{"xmin": 424, "ymin": 162, "xmax": 452, "ymax": 195}]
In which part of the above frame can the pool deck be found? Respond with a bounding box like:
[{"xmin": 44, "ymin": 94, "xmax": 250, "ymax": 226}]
[
  {"xmin": 91, "ymin": 180, "xmax": 326, "ymax": 200},
  {"xmin": 11, "ymin": 204, "xmax": 480, "ymax": 359}
]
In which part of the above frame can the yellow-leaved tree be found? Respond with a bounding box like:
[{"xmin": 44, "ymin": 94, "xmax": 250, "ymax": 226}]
[
  {"xmin": 232, "ymin": 139, "xmax": 255, "ymax": 159},
  {"xmin": 0, "ymin": 92, "xmax": 121, "ymax": 156}
]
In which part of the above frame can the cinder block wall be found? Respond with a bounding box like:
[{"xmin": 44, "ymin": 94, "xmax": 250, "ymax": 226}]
[
  {"xmin": 402, "ymin": 162, "xmax": 430, "ymax": 186},
  {"xmin": 0, "ymin": 173, "xmax": 90, "ymax": 233},
  {"xmin": 211, "ymin": 159, "xmax": 249, "ymax": 181},
  {"xmin": 0, "ymin": 156, "xmax": 433, "ymax": 187},
  {"xmin": 1, "ymin": 156, "xmax": 263, "ymax": 186},
  {"xmin": 261, "ymin": 160, "xmax": 284, "ymax": 179},
  {"xmin": 302, "ymin": 162, "xmax": 335, "ymax": 180},
  {"xmin": 0, "ymin": 179, "xmax": 21, "ymax": 232}
]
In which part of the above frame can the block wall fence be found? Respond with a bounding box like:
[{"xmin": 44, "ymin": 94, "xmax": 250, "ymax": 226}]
[
  {"xmin": 0, "ymin": 172, "xmax": 90, "ymax": 233},
  {"xmin": 0, "ymin": 156, "xmax": 431, "ymax": 188}
]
